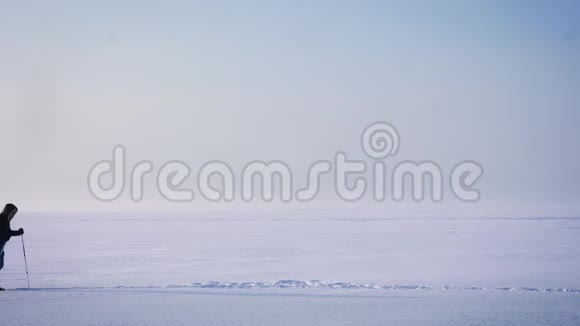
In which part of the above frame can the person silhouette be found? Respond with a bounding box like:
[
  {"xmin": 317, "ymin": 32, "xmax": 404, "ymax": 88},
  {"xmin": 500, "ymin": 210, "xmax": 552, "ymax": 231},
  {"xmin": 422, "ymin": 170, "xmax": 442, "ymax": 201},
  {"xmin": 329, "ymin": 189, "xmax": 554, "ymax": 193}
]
[{"xmin": 0, "ymin": 203, "xmax": 24, "ymax": 289}]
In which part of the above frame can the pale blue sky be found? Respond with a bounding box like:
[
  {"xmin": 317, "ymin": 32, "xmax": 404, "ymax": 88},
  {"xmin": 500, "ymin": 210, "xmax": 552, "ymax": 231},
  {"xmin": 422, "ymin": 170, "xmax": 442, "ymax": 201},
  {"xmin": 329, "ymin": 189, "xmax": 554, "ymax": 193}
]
[{"xmin": 0, "ymin": 1, "xmax": 578, "ymax": 214}]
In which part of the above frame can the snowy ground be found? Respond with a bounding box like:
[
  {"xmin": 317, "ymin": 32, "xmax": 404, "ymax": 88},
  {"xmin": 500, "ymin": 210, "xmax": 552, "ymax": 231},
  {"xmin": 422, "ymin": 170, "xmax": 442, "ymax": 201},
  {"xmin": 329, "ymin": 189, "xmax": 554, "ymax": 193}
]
[{"xmin": 1, "ymin": 212, "xmax": 579, "ymax": 325}]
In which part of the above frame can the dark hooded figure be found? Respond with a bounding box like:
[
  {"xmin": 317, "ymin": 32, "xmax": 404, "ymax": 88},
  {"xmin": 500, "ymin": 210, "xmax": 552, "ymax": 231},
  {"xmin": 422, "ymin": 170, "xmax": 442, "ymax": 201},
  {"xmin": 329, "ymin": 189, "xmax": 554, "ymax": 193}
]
[{"xmin": 0, "ymin": 203, "xmax": 24, "ymax": 271}]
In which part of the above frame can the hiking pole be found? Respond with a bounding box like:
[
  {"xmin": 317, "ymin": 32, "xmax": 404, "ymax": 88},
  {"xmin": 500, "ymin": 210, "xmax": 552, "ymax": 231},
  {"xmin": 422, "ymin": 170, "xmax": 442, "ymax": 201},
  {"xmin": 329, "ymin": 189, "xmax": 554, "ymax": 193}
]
[{"xmin": 21, "ymin": 235, "xmax": 30, "ymax": 289}]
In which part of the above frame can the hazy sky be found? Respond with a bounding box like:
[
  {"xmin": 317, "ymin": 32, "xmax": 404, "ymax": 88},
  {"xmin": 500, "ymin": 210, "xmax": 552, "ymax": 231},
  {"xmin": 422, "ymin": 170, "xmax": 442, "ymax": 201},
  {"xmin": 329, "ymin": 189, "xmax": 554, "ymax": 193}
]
[{"xmin": 0, "ymin": 1, "xmax": 578, "ymax": 215}]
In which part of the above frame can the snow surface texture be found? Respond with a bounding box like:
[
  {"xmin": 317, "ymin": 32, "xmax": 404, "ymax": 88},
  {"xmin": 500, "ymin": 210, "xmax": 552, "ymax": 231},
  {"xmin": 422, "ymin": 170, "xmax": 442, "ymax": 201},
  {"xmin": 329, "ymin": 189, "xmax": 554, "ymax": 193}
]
[{"xmin": 1, "ymin": 213, "xmax": 579, "ymax": 325}]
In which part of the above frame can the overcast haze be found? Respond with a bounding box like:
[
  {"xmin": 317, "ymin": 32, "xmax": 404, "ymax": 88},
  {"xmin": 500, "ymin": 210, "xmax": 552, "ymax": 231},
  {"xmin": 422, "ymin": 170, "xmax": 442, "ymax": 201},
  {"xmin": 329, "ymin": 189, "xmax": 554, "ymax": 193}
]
[{"xmin": 0, "ymin": 1, "xmax": 578, "ymax": 215}]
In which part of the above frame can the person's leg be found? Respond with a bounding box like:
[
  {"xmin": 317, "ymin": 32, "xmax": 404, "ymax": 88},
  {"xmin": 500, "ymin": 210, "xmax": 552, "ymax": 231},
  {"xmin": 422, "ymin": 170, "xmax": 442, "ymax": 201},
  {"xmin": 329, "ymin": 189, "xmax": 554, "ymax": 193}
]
[{"xmin": 0, "ymin": 250, "xmax": 4, "ymax": 270}]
